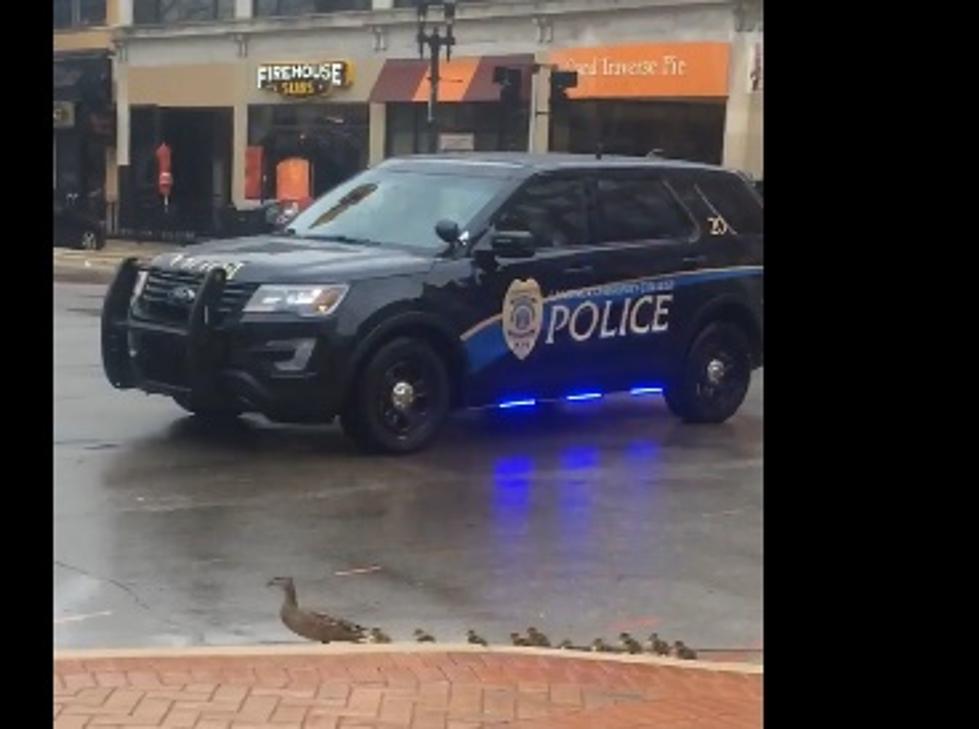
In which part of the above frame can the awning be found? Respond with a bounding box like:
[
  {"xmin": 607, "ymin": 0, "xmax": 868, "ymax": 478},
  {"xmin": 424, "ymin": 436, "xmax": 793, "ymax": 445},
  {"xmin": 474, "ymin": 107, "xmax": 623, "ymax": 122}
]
[{"xmin": 369, "ymin": 54, "xmax": 535, "ymax": 104}]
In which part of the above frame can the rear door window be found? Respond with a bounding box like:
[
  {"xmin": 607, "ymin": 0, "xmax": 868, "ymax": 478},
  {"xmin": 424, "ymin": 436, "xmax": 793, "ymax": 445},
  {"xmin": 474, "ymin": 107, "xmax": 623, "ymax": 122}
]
[
  {"xmin": 595, "ymin": 176, "xmax": 694, "ymax": 244},
  {"xmin": 691, "ymin": 172, "xmax": 763, "ymax": 236}
]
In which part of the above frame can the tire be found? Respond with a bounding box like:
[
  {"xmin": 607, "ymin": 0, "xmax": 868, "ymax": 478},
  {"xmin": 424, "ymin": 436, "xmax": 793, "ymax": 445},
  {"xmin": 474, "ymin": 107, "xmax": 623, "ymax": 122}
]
[
  {"xmin": 173, "ymin": 395, "xmax": 242, "ymax": 420},
  {"xmin": 79, "ymin": 228, "xmax": 104, "ymax": 251},
  {"xmin": 664, "ymin": 322, "xmax": 752, "ymax": 424},
  {"xmin": 341, "ymin": 337, "xmax": 451, "ymax": 454}
]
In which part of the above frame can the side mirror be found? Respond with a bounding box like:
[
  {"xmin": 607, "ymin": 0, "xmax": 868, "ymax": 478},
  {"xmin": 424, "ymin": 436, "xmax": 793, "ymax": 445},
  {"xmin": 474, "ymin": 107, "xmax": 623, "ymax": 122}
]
[
  {"xmin": 435, "ymin": 219, "xmax": 460, "ymax": 244},
  {"xmin": 491, "ymin": 230, "xmax": 536, "ymax": 259}
]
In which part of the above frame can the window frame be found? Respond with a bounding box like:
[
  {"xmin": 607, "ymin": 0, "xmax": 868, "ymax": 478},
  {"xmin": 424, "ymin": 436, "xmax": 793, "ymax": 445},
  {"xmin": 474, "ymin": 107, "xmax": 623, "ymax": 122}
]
[
  {"xmin": 133, "ymin": 0, "xmax": 234, "ymax": 25},
  {"xmin": 54, "ymin": 0, "xmax": 107, "ymax": 29},
  {"xmin": 488, "ymin": 171, "xmax": 594, "ymax": 251},
  {"xmin": 253, "ymin": 0, "xmax": 371, "ymax": 17},
  {"xmin": 589, "ymin": 169, "xmax": 700, "ymax": 249}
]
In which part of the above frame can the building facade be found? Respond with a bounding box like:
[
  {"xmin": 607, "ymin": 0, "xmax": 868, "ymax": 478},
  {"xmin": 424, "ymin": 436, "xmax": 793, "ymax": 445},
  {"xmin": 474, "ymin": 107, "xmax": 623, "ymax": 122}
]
[{"xmin": 57, "ymin": 0, "xmax": 762, "ymax": 239}]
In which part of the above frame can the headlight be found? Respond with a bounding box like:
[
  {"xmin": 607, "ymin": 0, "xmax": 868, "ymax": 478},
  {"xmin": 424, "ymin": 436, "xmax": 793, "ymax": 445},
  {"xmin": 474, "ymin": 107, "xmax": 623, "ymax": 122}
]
[
  {"xmin": 131, "ymin": 270, "xmax": 149, "ymax": 305},
  {"xmin": 243, "ymin": 284, "xmax": 349, "ymax": 317}
]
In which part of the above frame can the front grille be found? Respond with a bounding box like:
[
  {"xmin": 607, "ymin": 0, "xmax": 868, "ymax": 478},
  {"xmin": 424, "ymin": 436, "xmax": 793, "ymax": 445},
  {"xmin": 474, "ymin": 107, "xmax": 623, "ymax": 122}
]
[
  {"xmin": 135, "ymin": 269, "xmax": 256, "ymax": 326},
  {"xmin": 134, "ymin": 332, "xmax": 190, "ymax": 388}
]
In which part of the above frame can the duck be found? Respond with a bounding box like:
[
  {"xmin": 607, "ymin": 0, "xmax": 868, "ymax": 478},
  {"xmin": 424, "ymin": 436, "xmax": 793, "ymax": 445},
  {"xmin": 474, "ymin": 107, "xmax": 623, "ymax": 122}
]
[
  {"xmin": 414, "ymin": 629, "xmax": 436, "ymax": 643},
  {"xmin": 674, "ymin": 641, "xmax": 698, "ymax": 660},
  {"xmin": 466, "ymin": 629, "xmax": 488, "ymax": 646},
  {"xmin": 366, "ymin": 628, "xmax": 391, "ymax": 644},
  {"xmin": 647, "ymin": 633, "xmax": 671, "ymax": 656},
  {"xmin": 619, "ymin": 632, "xmax": 643, "ymax": 654},
  {"xmin": 266, "ymin": 576, "xmax": 365, "ymax": 643},
  {"xmin": 527, "ymin": 627, "xmax": 551, "ymax": 647},
  {"xmin": 590, "ymin": 638, "xmax": 615, "ymax": 653}
]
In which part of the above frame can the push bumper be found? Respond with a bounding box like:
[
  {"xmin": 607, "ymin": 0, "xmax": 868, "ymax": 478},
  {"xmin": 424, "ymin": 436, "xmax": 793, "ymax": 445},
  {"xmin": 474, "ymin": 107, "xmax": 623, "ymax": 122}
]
[{"xmin": 100, "ymin": 259, "xmax": 344, "ymax": 422}]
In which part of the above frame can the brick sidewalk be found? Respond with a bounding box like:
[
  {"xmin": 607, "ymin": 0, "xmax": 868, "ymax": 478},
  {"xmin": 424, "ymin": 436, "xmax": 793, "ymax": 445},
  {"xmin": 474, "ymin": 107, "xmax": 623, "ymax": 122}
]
[{"xmin": 54, "ymin": 645, "xmax": 762, "ymax": 728}]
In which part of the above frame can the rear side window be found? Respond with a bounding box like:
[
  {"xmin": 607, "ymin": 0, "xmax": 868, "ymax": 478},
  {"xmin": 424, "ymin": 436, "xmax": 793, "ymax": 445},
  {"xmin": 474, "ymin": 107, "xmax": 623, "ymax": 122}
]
[
  {"xmin": 694, "ymin": 173, "xmax": 763, "ymax": 235},
  {"xmin": 596, "ymin": 176, "xmax": 694, "ymax": 244},
  {"xmin": 495, "ymin": 176, "xmax": 588, "ymax": 248}
]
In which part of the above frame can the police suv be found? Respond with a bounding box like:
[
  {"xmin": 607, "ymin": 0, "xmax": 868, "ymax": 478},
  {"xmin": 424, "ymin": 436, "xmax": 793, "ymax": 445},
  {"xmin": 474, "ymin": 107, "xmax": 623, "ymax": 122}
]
[{"xmin": 102, "ymin": 153, "xmax": 763, "ymax": 453}]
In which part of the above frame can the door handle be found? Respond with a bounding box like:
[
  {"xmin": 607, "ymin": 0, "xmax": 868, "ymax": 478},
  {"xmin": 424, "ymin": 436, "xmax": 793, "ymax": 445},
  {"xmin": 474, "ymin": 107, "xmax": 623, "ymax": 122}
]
[
  {"xmin": 563, "ymin": 264, "xmax": 594, "ymax": 275},
  {"xmin": 681, "ymin": 255, "xmax": 707, "ymax": 270}
]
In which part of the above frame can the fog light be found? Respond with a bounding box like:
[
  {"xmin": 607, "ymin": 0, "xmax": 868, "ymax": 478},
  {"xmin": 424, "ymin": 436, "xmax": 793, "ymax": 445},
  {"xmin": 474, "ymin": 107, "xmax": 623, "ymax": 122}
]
[{"xmin": 269, "ymin": 338, "xmax": 316, "ymax": 372}]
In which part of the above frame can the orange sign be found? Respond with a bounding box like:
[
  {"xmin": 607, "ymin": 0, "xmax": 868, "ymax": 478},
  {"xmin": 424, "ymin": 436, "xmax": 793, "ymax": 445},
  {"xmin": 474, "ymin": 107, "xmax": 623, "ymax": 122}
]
[
  {"xmin": 276, "ymin": 157, "xmax": 311, "ymax": 203},
  {"xmin": 548, "ymin": 42, "xmax": 730, "ymax": 99}
]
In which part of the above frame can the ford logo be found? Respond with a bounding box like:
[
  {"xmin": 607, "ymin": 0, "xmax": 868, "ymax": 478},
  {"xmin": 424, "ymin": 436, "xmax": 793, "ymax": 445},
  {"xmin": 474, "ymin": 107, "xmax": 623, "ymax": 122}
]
[{"xmin": 168, "ymin": 286, "xmax": 197, "ymax": 305}]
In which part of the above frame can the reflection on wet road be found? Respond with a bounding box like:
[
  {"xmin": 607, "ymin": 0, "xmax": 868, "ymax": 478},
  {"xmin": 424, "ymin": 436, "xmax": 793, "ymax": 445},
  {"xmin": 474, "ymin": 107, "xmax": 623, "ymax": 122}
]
[{"xmin": 54, "ymin": 283, "xmax": 762, "ymax": 651}]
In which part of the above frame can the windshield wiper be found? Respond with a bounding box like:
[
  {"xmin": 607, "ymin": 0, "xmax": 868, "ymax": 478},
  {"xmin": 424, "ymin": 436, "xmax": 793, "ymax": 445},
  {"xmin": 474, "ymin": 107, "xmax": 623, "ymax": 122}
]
[{"xmin": 302, "ymin": 234, "xmax": 381, "ymax": 246}]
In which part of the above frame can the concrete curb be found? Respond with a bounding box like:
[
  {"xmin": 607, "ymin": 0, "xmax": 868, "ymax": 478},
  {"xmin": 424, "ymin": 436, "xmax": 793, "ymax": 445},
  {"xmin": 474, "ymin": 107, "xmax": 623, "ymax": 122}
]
[{"xmin": 53, "ymin": 642, "xmax": 762, "ymax": 675}]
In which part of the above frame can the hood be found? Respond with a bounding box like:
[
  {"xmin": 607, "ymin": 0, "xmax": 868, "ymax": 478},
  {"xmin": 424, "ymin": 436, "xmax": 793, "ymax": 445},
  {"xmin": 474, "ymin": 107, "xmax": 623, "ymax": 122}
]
[{"xmin": 148, "ymin": 235, "xmax": 437, "ymax": 284}]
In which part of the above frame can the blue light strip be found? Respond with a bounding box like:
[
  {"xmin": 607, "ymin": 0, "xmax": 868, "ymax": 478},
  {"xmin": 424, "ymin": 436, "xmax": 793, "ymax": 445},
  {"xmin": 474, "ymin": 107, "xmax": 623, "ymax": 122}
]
[
  {"xmin": 498, "ymin": 398, "xmax": 537, "ymax": 409},
  {"xmin": 630, "ymin": 386, "xmax": 664, "ymax": 396},
  {"xmin": 565, "ymin": 392, "xmax": 603, "ymax": 402}
]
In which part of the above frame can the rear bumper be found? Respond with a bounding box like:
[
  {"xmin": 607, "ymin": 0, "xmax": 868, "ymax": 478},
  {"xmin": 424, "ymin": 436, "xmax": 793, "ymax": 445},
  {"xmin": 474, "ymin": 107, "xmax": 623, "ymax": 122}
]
[{"xmin": 101, "ymin": 260, "xmax": 345, "ymax": 422}]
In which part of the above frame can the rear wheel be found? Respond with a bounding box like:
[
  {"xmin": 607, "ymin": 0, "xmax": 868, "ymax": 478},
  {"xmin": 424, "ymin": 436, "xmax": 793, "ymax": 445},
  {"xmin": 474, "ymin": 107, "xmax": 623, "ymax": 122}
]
[
  {"xmin": 341, "ymin": 337, "xmax": 450, "ymax": 454},
  {"xmin": 664, "ymin": 322, "xmax": 752, "ymax": 423}
]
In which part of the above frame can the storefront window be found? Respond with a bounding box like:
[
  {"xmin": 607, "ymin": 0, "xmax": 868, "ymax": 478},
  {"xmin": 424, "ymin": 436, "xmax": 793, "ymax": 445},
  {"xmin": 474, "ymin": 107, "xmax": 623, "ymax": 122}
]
[
  {"xmin": 254, "ymin": 0, "xmax": 369, "ymax": 15},
  {"xmin": 385, "ymin": 102, "xmax": 527, "ymax": 156},
  {"xmin": 551, "ymin": 100, "xmax": 725, "ymax": 164},
  {"xmin": 134, "ymin": 0, "xmax": 235, "ymax": 24},
  {"xmin": 54, "ymin": 0, "xmax": 106, "ymax": 28},
  {"xmin": 248, "ymin": 103, "xmax": 369, "ymax": 200}
]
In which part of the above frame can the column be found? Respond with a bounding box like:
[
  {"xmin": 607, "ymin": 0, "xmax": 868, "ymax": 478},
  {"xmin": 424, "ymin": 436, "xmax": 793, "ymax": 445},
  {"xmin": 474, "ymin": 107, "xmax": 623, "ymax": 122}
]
[
  {"xmin": 113, "ymin": 0, "xmax": 132, "ymax": 26},
  {"xmin": 369, "ymin": 103, "xmax": 387, "ymax": 166},
  {"xmin": 530, "ymin": 61, "xmax": 550, "ymax": 153},
  {"xmin": 722, "ymin": 33, "xmax": 762, "ymax": 178},
  {"xmin": 232, "ymin": 102, "xmax": 248, "ymax": 207}
]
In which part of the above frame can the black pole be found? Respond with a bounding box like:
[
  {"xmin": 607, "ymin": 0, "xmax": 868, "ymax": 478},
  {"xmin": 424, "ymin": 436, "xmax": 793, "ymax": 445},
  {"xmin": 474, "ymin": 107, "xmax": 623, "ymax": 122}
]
[{"xmin": 428, "ymin": 46, "xmax": 440, "ymax": 154}]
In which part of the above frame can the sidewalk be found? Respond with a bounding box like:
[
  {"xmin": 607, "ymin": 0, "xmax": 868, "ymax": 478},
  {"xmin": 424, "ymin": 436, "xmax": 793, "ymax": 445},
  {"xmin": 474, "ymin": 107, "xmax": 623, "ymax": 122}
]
[
  {"xmin": 54, "ymin": 644, "xmax": 762, "ymax": 728},
  {"xmin": 54, "ymin": 240, "xmax": 182, "ymax": 284}
]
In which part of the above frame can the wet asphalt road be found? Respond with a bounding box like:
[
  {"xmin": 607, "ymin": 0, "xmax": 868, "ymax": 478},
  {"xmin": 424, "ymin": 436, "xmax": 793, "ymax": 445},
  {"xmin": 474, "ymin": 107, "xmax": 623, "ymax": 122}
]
[{"xmin": 54, "ymin": 281, "xmax": 762, "ymax": 653}]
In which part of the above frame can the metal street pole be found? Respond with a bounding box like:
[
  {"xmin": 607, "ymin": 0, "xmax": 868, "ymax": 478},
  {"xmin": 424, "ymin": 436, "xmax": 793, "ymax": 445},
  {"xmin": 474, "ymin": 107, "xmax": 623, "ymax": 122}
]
[{"xmin": 416, "ymin": 1, "xmax": 455, "ymax": 155}]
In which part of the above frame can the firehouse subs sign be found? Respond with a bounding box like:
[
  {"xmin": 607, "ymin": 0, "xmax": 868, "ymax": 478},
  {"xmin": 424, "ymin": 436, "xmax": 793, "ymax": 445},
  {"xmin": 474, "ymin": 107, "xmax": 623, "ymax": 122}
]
[{"xmin": 257, "ymin": 62, "xmax": 353, "ymax": 98}]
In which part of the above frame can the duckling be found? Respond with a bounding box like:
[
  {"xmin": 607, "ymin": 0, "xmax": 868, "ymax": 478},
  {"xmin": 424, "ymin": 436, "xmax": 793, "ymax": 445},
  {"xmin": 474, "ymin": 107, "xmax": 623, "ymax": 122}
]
[
  {"xmin": 466, "ymin": 629, "xmax": 488, "ymax": 646},
  {"xmin": 647, "ymin": 633, "xmax": 671, "ymax": 656},
  {"xmin": 619, "ymin": 632, "xmax": 643, "ymax": 654},
  {"xmin": 674, "ymin": 641, "xmax": 698, "ymax": 660},
  {"xmin": 366, "ymin": 628, "xmax": 391, "ymax": 644},
  {"xmin": 527, "ymin": 627, "xmax": 551, "ymax": 647},
  {"xmin": 266, "ymin": 577, "xmax": 365, "ymax": 644},
  {"xmin": 590, "ymin": 638, "xmax": 615, "ymax": 653},
  {"xmin": 510, "ymin": 632, "xmax": 532, "ymax": 646},
  {"xmin": 413, "ymin": 629, "xmax": 436, "ymax": 643}
]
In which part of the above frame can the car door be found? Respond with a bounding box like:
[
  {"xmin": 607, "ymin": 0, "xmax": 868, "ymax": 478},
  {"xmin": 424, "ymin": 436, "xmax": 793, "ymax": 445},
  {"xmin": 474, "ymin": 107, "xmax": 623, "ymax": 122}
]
[
  {"xmin": 579, "ymin": 170, "xmax": 703, "ymax": 386},
  {"xmin": 460, "ymin": 171, "xmax": 609, "ymax": 405},
  {"xmin": 662, "ymin": 169, "xmax": 764, "ymax": 357}
]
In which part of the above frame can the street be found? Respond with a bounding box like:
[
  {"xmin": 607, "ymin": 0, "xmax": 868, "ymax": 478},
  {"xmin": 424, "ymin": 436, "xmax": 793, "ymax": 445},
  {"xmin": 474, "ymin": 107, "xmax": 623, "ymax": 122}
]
[{"xmin": 54, "ymin": 281, "xmax": 763, "ymax": 654}]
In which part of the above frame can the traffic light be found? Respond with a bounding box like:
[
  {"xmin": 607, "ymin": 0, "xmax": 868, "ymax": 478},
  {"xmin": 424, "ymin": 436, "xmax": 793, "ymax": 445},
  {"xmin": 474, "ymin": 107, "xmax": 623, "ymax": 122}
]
[
  {"xmin": 550, "ymin": 69, "xmax": 578, "ymax": 105},
  {"xmin": 493, "ymin": 66, "xmax": 522, "ymax": 105}
]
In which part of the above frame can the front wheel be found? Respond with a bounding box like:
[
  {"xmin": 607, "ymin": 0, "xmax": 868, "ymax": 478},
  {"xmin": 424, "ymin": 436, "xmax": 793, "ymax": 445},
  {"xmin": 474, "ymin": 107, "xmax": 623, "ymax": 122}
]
[
  {"xmin": 341, "ymin": 337, "xmax": 450, "ymax": 454},
  {"xmin": 665, "ymin": 322, "xmax": 752, "ymax": 424}
]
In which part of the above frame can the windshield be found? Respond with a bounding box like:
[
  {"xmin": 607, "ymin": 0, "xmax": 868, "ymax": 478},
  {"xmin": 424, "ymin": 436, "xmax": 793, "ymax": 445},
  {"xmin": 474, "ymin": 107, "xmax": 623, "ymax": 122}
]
[{"xmin": 287, "ymin": 168, "xmax": 507, "ymax": 250}]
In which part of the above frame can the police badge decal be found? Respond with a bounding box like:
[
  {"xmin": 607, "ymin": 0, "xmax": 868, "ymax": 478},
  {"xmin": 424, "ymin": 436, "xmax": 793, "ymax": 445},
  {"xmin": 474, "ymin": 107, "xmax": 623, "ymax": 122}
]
[{"xmin": 502, "ymin": 279, "xmax": 543, "ymax": 360}]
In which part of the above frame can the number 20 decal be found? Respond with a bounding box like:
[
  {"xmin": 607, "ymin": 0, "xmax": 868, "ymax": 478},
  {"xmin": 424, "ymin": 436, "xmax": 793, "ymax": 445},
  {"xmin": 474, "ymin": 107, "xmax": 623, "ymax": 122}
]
[{"xmin": 708, "ymin": 216, "xmax": 731, "ymax": 236}]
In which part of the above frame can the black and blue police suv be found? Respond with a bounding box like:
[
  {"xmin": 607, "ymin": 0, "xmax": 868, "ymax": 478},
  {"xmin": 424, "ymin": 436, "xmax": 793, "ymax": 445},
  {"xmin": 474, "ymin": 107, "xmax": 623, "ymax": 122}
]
[{"xmin": 102, "ymin": 153, "xmax": 763, "ymax": 454}]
